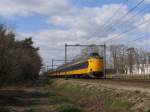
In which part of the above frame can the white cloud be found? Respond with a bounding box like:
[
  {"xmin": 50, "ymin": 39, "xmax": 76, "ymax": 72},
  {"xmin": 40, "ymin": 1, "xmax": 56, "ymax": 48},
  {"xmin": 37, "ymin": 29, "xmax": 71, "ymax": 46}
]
[
  {"xmin": 0, "ymin": 0, "xmax": 73, "ymax": 17},
  {"xmin": 48, "ymin": 4, "xmax": 129, "ymax": 39},
  {"xmin": 136, "ymin": 13, "xmax": 150, "ymax": 32},
  {"xmin": 49, "ymin": 4, "xmax": 128, "ymax": 28},
  {"xmin": 145, "ymin": 0, "xmax": 150, "ymax": 3},
  {"xmin": 144, "ymin": 0, "xmax": 150, "ymax": 3}
]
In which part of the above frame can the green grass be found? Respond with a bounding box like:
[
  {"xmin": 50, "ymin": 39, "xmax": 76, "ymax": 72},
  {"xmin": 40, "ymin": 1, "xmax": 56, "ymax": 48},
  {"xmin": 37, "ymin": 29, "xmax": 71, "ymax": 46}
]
[
  {"xmin": 47, "ymin": 88, "xmax": 82, "ymax": 112},
  {"xmin": 49, "ymin": 80, "xmax": 134, "ymax": 112},
  {"xmin": 0, "ymin": 107, "xmax": 11, "ymax": 112},
  {"xmin": 48, "ymin": 94, "xmax": 69, "ymax": 104},
  {"xmin": 23, "ymin": 109, "xmax": 35, "ymax": 112},
  {"xmin": 55, "ymin": 83, "xmax": 132, "ymax": 109},
  {"xmin": 146, "ymin": 109, "xmax": 150, "ymax": 112},
  {"xmin": 109, "ymin": 100, "xmax": 132, "ymax": 111},
  {"xmin": 95, "ymin": 92, "xmax": 133, "ymax": 111},
  {"xmin": 56, "ymin": 104, "xmax": 82, "ymax": 112}
]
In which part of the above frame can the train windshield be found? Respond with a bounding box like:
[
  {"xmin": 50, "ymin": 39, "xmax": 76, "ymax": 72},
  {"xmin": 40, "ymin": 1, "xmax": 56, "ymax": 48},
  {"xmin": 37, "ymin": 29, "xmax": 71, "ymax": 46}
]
[{"xmin": 89, "ymin": 53, "xmax": 100, "ymax": 57}]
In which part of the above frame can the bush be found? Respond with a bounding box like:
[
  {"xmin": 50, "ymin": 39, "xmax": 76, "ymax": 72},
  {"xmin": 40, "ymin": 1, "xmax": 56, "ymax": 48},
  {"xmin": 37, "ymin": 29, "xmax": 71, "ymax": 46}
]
[{"xmin": 0, "ymin": 25, "xmax": 42, "ymax": 85}]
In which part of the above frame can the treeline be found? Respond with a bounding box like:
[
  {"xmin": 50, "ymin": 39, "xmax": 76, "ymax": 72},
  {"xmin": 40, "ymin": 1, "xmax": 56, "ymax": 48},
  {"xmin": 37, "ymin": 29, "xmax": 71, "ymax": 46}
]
[
  {"xmin": 108, "ymin": 45, "xmax": 150, "ymax": 74},
  {"xmin": 0, "ymin": 25, "xmax": 42, "ymax": 85}
]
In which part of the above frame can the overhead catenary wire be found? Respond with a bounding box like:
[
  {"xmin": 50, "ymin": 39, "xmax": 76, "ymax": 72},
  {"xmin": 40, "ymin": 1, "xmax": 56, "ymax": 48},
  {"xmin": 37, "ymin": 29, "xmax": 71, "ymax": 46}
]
[
  {"xmin": 125, "ymin": 33, "xmax": 150, "ymax": 50},
  {"xmin": 103, "ymin": 16, "xmax": 150, "ymax": 43},
  {"xmin": 99, "ymin": 0, "xmax": 129, "ymax": 31},
  {"xmin": 116, "ymin": 4, "xmax": 149, "ymax": 28},
  {"xmin": 128, "ymin": 33, "xmax": 150, "ymax": 43},
  {"xmin": 118, "ymin": 0, "xmax": 145, "ymax": 19},
  {"xmin": 99, "ymin": 0, "xmax": 145, "ymax": 38},
  {"xmin": 91, "ymin": 0, "xmax": 129, "ymax": 37}
]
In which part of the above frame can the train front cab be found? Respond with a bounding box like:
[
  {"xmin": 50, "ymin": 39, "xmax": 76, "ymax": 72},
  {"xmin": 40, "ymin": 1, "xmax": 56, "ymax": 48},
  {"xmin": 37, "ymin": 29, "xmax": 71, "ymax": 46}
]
[{"xmin": 88, "ymin": 56, "xmax": 104, "ymax": 78}]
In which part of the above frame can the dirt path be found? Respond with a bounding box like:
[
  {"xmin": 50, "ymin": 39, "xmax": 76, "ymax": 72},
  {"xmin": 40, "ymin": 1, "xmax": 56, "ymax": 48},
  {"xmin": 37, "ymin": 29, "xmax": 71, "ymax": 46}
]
[{"xmin": 0, "ymin": 86, "xmax": 55, "ymax": 112}]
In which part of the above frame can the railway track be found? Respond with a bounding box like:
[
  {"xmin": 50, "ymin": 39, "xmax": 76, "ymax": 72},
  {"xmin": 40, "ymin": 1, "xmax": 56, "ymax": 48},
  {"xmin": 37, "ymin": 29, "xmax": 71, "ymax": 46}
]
[
  {"xmin": 78, "ymin": 78, "xmax": 150, "ymax": 83},
  {"xmin": 102, "ymin": 78, "xmax": 150, "ymax": 83},
  {"xmin": 105, "ymin": 74, "xmax": 150, "ymax": 80},
  {"xmin": 71, "ymin": 78, "xmax": 150, "ymax": 89}
]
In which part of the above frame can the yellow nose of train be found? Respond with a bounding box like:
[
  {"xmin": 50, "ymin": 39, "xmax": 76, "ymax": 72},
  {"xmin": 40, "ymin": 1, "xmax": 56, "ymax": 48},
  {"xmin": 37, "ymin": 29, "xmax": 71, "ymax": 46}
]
[{"xmin": 88, "ymin": 58, "xmax": 103, "ymax": 77}]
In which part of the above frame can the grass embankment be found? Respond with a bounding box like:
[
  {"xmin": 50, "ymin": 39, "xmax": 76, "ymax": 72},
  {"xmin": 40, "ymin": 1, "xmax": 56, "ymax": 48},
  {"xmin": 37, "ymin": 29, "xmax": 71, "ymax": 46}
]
[
  {"xmin": 48, "ymin": 79, "xmax": 150, "ymax": 112},
  {"xmin": 0, "ymin": 79, "xmax": 149, "ymax": 112},
  {"xmin": 48, "ymin": 79, "xmax": 132, "ymax": 112}
]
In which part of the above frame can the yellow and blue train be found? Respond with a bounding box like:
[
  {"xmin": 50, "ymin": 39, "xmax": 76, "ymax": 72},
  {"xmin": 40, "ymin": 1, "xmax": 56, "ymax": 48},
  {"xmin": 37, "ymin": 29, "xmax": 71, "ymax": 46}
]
[{"xmin": 48, "ymin": 53, "xmax": 104, "ymax": 78}]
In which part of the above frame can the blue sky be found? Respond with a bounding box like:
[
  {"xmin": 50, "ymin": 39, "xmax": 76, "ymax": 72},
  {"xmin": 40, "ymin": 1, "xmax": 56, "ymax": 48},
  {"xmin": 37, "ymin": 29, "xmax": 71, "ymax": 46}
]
[{"xmin": 0, "ymin": 0, "xmax": 150, "ymax": 65}]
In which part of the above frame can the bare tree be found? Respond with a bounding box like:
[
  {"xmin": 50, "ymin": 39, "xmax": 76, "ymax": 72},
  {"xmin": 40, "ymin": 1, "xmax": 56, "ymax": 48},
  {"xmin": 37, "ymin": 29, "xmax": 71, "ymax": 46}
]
[
  {"xmin": 127, "ymin": 48, "xmax": 136, "ymax": 74},
  {"xmin": 110, "ymin": 45, "xmax": 127, "ymax": 74},
  {"xmin": 134, "ymin": 48, "xmax": 140, "ymax": 74},
  {"xmin": 109, "ymin": 44, "xmax": 149, "ymax": 75}
]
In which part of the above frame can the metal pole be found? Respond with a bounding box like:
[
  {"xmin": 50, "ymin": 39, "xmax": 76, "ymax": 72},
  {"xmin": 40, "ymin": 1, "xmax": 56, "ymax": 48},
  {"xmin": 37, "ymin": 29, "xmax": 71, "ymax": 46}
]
[
  {"xmin": 104, "ymin": 43, "xmax": 106, "ymax": 78},
  {"xmin": 65, "ymin": 43, "xmax": 67, "ymax": 79},
  {"xmin": 65, "ymin": 43, "xmax": 67, "ymax": 64},
  {"xmin": 47, "ymin": 66, "xmax": 48, "ymax": 72},
  {"xmin": 52, "ymin": 59, "xmax": 54, "ymax": 71}
]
